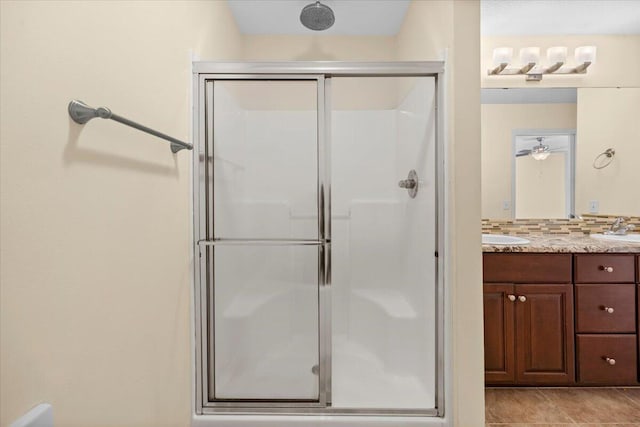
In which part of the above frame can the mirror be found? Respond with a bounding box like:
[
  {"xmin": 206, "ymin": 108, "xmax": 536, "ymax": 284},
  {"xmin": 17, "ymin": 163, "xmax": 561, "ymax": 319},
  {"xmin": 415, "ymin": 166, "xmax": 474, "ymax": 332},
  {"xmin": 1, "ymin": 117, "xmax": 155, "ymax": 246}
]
[
  {"xmin": 514, "ymin": 132, "xmax": 575, "ymax": 218},
  {"xmin": 481, "ymin": 87, "xmax": 640, "ymax": 219}
]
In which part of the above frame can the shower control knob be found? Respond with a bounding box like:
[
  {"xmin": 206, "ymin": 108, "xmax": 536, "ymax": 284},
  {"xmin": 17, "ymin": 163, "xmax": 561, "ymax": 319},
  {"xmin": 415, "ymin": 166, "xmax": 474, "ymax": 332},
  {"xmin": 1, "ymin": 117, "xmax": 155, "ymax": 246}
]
[
  {"xmin": 398, "ymin": 179, "xmax": 417, "ymax": 189},
  {"xmin": 398, "ymin": 170, "xmax": 419, "ymax": 199},
  {"xmin": 507, "ymin": 294, "xmax": 516, "ymax": 302},
  {"xmin": 604, "ymin": 357, "xmax": 616, "ymax": 366}
]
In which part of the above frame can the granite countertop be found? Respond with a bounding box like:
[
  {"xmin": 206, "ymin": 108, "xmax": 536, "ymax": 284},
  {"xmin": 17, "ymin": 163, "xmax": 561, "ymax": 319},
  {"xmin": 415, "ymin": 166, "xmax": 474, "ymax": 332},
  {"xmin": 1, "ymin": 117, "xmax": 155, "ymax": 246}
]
[{"xmin": 482, "ymin": 234, "xmax": 640, "ymax": 253}]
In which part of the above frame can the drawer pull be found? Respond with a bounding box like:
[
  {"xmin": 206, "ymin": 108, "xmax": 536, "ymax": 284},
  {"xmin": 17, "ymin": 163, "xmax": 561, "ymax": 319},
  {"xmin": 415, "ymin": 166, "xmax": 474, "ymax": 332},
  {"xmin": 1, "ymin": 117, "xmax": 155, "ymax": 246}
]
[
  {"xmin": 603, "ymin": 357, "xmax": 616, "ymax": 365},
  {"xmin": 599, "ymin": 265, "xmax": 614, "ymax": 273},
  {"xmin": 507, "ymin": 294, "xmax": 516, "ymax": 302},
  {"xmin": 518, "ymin": 295, "xmax": 527, "ymax": 302},
  {"xmin": 602, "ymin": 306, "xmax": 615, "ymax": 314}
]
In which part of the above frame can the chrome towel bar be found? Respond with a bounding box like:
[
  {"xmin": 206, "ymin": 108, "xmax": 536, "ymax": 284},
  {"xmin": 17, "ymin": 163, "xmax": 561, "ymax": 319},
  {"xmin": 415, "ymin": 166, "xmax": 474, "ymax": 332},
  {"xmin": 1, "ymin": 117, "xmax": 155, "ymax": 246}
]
[{"xmin": 68, "ymin": 100, "xmax": 192, "ymax": 153}]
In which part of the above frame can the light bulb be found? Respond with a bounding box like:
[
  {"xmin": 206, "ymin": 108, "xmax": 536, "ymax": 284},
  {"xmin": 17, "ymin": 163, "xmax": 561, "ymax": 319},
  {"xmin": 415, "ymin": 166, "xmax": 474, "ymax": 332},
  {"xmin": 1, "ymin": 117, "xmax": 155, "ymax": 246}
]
[
  {"xmin": 520, "ymin": 47, "xmax": 540, "ymax": 65},
  {"xmin": 575, "ymin": 46, "xmax": 597, "ymax": 64},
  {"xmin": 493, "ymin": 47, "xmax": 513, "ymax": 65},
  {"xmin": 547, "ymin": 46, "xmax": 567, "ymax": 64}
]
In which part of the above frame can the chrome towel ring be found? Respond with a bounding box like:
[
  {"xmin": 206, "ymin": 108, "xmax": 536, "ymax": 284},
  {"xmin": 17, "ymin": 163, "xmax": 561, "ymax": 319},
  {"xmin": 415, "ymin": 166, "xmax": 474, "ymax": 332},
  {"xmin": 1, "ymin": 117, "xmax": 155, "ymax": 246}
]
[{"xmin": 593, "ymin": 148, "xmax": 615, "ymax": 169}]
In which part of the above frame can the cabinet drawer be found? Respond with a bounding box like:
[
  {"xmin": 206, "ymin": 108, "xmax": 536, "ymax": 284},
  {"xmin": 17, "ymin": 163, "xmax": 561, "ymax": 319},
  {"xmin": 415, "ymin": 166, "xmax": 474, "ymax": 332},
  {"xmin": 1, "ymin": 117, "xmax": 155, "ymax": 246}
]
[
  {"xmin": 577, "ymin": 334, "xmax": 637, "ymax": 385},
  {"xmin": 575, "ymin": 284, "xmax": 636, "ymax": 333},
  {"xmin": 574, "ymin": 254, "xmax": 635, "ymax": 283},
  {"xmin": 483, "ymin": 253, "xmax": 572, "ymax": 283}
]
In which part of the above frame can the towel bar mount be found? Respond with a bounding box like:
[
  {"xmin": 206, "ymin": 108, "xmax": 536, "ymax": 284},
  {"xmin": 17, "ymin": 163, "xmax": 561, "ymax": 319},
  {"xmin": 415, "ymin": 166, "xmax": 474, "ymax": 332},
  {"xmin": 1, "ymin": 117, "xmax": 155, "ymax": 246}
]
[{"xmin": 68, "ymin": 100, "xmax": 192, "ymax": 153}]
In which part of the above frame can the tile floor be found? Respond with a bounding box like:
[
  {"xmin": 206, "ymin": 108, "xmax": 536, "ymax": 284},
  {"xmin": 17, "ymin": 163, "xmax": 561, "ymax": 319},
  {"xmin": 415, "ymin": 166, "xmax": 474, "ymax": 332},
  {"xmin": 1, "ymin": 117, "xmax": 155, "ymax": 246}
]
[{"xmin": 485, "ymin": 387, "xmax": 640, "ymax": 426}]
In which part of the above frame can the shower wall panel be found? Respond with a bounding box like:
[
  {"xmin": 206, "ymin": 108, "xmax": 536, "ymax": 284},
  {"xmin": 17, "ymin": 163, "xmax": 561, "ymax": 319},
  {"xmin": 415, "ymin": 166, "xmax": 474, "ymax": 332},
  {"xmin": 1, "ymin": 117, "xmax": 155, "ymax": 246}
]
[
  {"xmin": 396, "ymin": 78, "xmax": 437, "ymax": 390},
  {"xmin": 210, "ymin": 80, "xmax": 321, "ymax": 402},
  {"xmin": 330, "ymin": 77, "xmax": 437, "ymax": 410}
]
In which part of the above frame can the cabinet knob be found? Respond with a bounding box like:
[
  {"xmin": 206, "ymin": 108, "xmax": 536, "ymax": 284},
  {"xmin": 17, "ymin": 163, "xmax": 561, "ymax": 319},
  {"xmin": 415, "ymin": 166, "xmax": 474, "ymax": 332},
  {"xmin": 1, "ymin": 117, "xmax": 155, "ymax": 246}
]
[
  {"xmin": 599, "ymin": 265, "xmax": 614, "ymax": 273},
  {"xmin": 507, "ymin": 294, "xmax": 516, "ymax": 302},
  {"xmin": 518, "ymin": 295, "xmax": 527, "ymax": 302},
  {"xmin": 602, "ymin": 306, "xmax": 615, "ymax": 314},
  {"xmin": 604, "ymin": 357, "xmax": 616, "ymax": 366}
]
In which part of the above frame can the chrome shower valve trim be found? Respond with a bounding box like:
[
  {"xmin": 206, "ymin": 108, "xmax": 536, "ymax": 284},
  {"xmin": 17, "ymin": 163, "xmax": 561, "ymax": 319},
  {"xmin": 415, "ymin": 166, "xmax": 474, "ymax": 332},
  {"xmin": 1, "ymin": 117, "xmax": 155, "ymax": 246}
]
[{"xmin": 398, "ymin": 169, "xmax": 419, "ymax": 198}]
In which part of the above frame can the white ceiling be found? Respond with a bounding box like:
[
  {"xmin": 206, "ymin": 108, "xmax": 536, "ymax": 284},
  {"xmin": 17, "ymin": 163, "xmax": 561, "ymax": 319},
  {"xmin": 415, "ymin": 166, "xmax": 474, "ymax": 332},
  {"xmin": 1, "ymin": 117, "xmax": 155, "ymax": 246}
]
[
  {"xmin": 482, "ymin": 0, "xmax": 640, "ymax": 36},
  {"xmin": 227, "ymin": 0, "xmax": 411, "ymax": 35},
  {"xmin": 227, "ymin": 0, "xmax": 640, "ymax": 37}
]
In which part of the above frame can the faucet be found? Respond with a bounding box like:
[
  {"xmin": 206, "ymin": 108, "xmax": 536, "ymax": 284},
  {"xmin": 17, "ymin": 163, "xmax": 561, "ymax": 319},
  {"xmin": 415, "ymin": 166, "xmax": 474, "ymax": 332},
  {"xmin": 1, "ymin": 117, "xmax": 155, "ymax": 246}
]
[{"xmin": 605, "ymin": 217, "xmax": 636, "ymax": 235}]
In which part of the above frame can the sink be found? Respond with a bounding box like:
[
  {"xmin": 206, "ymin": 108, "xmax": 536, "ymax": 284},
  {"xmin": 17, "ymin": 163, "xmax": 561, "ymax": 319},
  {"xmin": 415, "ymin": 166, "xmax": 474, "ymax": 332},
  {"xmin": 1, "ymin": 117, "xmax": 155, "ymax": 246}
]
[
  {"xmin": 590, "ymin": 233, "xmax": 640, "ymax": 243},
  {"xmin": 482, "ymin": 234, "xmax": 530, "ymax": 245}
]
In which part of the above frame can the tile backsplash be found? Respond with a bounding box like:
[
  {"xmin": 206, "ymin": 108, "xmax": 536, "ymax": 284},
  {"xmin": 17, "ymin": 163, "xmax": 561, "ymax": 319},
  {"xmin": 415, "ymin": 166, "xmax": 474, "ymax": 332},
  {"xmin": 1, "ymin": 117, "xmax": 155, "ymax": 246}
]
[{"xmin": 482, "ymin": 215, "xmax": 640, "ymax": 235}]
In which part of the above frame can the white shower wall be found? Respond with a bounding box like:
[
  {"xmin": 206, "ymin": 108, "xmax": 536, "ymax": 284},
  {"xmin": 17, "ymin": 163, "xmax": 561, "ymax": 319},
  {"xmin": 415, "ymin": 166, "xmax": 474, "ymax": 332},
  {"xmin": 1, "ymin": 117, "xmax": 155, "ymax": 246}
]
[
  {"xmin": 212, "ymin": 82, "xmax": 320, "ymax": 400},
  {"xmin": 210, "ymin": 77, "xmax": 436, "ymax": 408},
  {"xmin": 331, "ymin": 77, "xmax": 436, "ymax": 408}
]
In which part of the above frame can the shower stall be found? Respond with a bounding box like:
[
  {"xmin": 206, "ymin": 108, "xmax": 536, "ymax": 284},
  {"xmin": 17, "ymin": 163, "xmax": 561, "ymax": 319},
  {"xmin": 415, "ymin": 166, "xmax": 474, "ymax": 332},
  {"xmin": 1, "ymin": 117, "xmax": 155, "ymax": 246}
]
[{"xmin": 192, "ymin": 62, "xmax": 445, "ymax": 419}]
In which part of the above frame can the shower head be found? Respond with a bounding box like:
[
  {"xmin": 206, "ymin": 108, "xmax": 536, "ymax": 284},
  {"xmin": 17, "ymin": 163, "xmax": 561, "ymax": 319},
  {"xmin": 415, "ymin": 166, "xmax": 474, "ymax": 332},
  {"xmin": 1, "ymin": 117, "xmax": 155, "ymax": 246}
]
[{"xmin": 300, "ymin": 1, "xmax": 335, "ymax": 31}]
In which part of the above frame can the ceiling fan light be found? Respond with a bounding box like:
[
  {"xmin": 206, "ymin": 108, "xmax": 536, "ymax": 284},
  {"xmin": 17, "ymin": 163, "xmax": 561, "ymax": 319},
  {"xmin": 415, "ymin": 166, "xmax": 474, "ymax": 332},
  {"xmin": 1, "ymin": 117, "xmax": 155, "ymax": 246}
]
[
  {"xmin": 531, "ymin": 151, "xmax": 551, "ymax": 161},
  {"xmin": 531, "ymin": 144, "xmax": 551, "ymax": 160},
  {"xmin": 531, "ymin": 140, "xmax": 551, "ymax": 160}
]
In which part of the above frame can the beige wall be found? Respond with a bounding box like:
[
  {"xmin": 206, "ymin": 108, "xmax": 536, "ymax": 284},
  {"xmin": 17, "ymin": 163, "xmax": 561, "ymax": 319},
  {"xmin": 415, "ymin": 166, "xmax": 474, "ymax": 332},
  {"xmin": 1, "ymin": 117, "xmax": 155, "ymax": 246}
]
[
  {"xmin": 576, "ymin": 88, "xmax": 640, "ymax": 216},
  {"xmin": 397, "ymin": 1, "xmax": 484, "ymax": 425},
  {"xmin": 0, "ymin": 1, "xmax": 242, "ymax": 426},
  {"xmin": 1, "ymin": 1, "xmax": 484, "ymax": 426},
  {"xmin": 482, "ymin": 35, "xmax": 640, "ymax": 88},
  {"xmin": 481, "ymin": 104, "xmax": 577, "ymax": 218}
]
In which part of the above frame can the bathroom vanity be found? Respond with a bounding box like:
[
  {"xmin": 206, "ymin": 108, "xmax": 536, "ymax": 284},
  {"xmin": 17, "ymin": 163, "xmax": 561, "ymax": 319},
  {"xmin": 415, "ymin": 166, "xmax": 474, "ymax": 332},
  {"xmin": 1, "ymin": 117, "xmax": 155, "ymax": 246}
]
[{"xmin": 483, "ymin": 236, "xmax": 640, "ymax": 386}]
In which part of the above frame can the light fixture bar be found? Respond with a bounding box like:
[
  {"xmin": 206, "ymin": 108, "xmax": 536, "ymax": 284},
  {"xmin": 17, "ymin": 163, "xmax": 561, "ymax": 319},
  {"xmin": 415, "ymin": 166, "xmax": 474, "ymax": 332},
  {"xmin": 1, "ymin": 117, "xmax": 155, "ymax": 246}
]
[
  {"xmin": 488, "ymin": 45, "xmax": 596, "ymax": 81},
  {"xmin": 489, "ymin": 62, "xmax": 508, "ymax": 75}
]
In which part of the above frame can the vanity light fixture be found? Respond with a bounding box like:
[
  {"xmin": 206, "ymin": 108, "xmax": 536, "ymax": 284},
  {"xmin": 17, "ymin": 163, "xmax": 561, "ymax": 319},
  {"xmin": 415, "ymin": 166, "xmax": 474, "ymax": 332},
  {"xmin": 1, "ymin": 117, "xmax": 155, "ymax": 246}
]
[
  {"xmin": 531, "ymin": 138, "xmax": 551, "ymax": 161},
  {"xmin": 488, "ymin": 46, "xmax": 596, "ymax": 81}
]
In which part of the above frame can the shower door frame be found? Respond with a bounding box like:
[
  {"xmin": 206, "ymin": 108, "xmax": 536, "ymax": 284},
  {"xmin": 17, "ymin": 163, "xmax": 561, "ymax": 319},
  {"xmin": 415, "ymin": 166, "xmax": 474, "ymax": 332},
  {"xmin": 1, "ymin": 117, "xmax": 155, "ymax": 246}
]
[{"xmin": 192, "ymin": 61, "xmax": 446, "ymax": 418}]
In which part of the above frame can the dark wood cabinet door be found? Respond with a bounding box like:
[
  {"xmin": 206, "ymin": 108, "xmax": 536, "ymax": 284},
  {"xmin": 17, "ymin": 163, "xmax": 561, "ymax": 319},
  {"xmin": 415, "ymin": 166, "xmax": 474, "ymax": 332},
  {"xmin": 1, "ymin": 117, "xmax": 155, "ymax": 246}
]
[
  {"xmin": 515, "ymin": 284, "xmax": 575, "ymax": 385},
  {"xmin": 484, "ymin": 283, "xmax": 516, "ymax": 384}
]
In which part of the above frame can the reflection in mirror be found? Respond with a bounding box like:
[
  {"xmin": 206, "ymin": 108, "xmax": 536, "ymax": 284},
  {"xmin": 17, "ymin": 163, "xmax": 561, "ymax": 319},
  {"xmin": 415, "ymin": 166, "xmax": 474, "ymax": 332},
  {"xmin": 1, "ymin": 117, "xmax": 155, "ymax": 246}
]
[
  {"xmin": 513, "ymin": 133, "xmax": 575, "ymax": 219},
  {"xmin": 482, "ymin": 86, "xmax": 640, "ymax": 219},
  {"xmin": 481, "ymin": 87, "xmax": 577, "ymax": 219}
]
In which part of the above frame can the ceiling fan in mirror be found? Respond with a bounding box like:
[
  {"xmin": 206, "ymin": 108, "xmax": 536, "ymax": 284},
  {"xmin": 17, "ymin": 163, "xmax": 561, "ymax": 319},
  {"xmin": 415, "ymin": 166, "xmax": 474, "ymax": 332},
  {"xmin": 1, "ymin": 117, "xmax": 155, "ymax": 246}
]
[{"xmin": 515, "ymin": 136, "xmax": 563, "ymax": 160}]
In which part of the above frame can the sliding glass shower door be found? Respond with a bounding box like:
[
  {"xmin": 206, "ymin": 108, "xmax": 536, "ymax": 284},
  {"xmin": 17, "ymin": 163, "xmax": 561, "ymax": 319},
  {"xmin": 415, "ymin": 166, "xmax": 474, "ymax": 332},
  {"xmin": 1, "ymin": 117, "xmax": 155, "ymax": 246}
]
[
  {"xmin": 200, "ymin": 77, "xmax": 329, "ymax": 404},
  {"xmin": 194, "ymin": 63, "xmax": 443, "ymax": 416}
]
